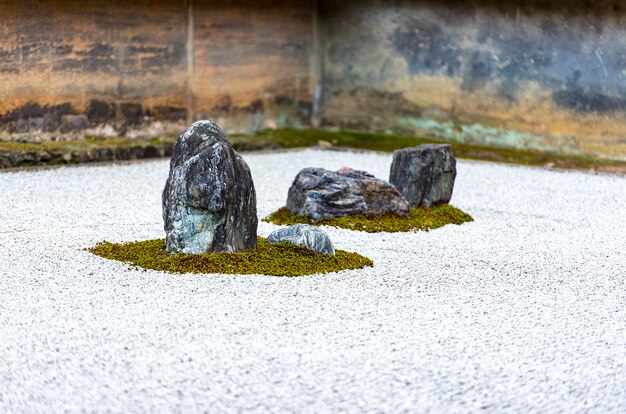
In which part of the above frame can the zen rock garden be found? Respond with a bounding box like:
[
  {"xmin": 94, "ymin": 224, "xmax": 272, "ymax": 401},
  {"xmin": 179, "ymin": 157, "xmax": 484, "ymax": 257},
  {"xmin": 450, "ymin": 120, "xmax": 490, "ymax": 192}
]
[{"xmin": 91, "ymin": 120, "xmax": 472, "ymax": 276}]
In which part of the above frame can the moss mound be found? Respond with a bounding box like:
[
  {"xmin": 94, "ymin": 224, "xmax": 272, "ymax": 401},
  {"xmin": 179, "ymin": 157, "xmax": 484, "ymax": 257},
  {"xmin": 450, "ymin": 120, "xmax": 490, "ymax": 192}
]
[
  {"xmin": 264, "ymin": 205, "xmax": 473, "ymax": 233},
  {"xmin": 88, "ymin": 237, "xmax": 373, "ymax": 277}
]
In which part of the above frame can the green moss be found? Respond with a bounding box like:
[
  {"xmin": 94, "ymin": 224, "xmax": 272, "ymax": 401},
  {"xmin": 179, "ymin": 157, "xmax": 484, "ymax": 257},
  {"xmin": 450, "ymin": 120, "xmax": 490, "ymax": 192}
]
[
  {"xmin": 245, "ymin": 129, "xmax": 626, "ymax": 173},
  {"xmin": 0, "ymin": 141, "xmax": 42, "ymax": 152},
  {"xmin": 4, "ymin": 128, "xmax": 625, "ymax": 174},
  {"xmin": 264, "ymin": 205, "xmax": 473, "ymax": 233},
  {"xmin": 0, "ymin": 134, "xmax": 178, "ymax": 154},
  {"xmin": 239, "ymin": 129, "xmax": 436, "ymax": 152},
  {"xmin": 87, "ymin": 237, "xmax": 373, "ymax": 277}
]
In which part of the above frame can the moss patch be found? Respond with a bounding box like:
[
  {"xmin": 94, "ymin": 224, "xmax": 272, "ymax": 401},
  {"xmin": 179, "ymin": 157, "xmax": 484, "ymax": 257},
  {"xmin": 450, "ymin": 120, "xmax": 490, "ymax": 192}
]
[
  {"xmin": 87, "ymin": 237, "xmax": 373, "ymax": 277},
  {"xmin": 244, "ymin": 129, "xmax": 626, "ymax": 174},
  {"xmin": 3, "ymin": 128, "xmax": 626, "ymax": 173},
  {"xmin": 0, "ymin": 134, "xmax": 175, "ymax": 153},
  {"xmin": 264, "ymin": 205, "xmax": 473, "ymax": 233}
]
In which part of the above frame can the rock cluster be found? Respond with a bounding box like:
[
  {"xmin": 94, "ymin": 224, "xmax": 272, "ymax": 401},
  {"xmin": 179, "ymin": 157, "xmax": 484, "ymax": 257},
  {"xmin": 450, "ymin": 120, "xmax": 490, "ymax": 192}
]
[
  {"xmin": 267, "ymin": 224, "xmax": 335, "ymax": 255},
  {"xmin": 390, "ymin": 144, "xmax": 457, "ymax": 208},
  {"xmin": 162, "ymin": 120, "xmax": 257, "ymax": 254},
  {"xmin": 160, "ymin": 119, "xmax": 460, "ymax": 258},
  {"xmin": 286, "ymin": 167, "xmax": 409, "ymax": 221}
]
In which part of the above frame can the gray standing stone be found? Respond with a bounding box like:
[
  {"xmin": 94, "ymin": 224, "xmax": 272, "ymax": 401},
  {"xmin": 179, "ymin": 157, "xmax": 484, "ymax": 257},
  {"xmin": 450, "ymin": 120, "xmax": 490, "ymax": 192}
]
[
  {"xmin": 287, "ymin": 167, "xmax": 409, "ymax": 220},
  {"xmin": 162, "ymin": 120, "xmax": 257, "ymax": 254},
  {"xmin": 267, "ymin": 224, "xmax": 335, "ymax": 255},
  {"xmin": 389, "ymin": 144, "xmax": 457, "ymax": 208}
]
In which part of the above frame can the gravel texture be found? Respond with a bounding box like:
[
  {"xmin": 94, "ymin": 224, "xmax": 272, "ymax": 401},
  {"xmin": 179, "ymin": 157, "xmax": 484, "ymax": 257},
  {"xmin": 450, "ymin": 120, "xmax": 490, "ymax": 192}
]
[{"xmin": 1, "ymin": 149, "xmax": 625, "ymax": 413}]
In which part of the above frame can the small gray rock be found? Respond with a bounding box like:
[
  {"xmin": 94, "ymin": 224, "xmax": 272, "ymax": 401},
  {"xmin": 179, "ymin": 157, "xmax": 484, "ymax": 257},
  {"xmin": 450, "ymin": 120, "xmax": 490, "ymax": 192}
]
[
  {"xmin": 286, "ymin": 167, "xmax": 409, "ymax": 220},
  {"xmin": 389, "ymin": 144, "xmax": 457, "ymax": 208},
  {"xmin": 267, "ymin": 224, "xmax": 335, "ymax": 255},
  {"xmin": 162, "ymin": 120, "xmax": 257, "ymax": 254}
]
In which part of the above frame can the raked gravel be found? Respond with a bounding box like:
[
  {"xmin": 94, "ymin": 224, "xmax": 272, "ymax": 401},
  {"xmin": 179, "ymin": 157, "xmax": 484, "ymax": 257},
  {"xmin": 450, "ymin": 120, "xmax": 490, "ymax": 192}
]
[{"xmin": 1, "ymin": 149, "xmax": 625, "ymax": 413}]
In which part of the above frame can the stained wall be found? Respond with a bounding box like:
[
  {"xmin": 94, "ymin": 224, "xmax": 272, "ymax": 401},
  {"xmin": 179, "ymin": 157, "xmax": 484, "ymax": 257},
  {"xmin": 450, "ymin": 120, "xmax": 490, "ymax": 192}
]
[
  {"xmin": 320, "ymin": 0, "xmax": 626, "ymax": 159},
  {"xmin": 192, "ymin": 0, "xmax": 315, "ymax": 133},
  {"xmin": 2, "ymin": 0, "xmax": 626, "ymax": 160},
  {"xmin": 0, "ymin": 1, "xmax": 189, "ymax": 135},
  {"xmin": 0, "ymin": 0, "xmax": 315, "ymax": 137}
]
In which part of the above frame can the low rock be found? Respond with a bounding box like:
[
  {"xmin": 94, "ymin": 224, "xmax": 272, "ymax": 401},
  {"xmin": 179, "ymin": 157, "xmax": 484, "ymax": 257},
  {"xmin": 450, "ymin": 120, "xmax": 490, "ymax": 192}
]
[
  {"xmin": 267, "ymin": 224, "xmax": 335, "ymax": 255},
  {"xmin": 287, "ymin": 167, "xmax": 409, "ymax": 220},
  {"xmin": 389, "ymin": 144, "xmax": 457, "ymax": 208},
  {"xmin": 162, "ymin": 120, "xmax": 258, "ymax": 254}
]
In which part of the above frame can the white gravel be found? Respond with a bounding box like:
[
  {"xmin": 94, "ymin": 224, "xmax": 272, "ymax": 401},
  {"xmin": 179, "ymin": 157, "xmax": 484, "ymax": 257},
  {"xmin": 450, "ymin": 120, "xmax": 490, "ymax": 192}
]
[{"xmin": 1, "ymin": 149, "xmax": 625, "ymax": 413}]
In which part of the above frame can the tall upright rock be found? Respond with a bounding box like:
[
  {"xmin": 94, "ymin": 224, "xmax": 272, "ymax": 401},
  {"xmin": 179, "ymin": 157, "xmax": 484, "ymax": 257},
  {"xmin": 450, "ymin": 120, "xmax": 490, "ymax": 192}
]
[
  {"xmin": 389, "ymin": 144, "xmax": 457, "ymax": 208},
  {"xmin": 162, "ymin": 120, "xmax": 257, "ymax": 254}
]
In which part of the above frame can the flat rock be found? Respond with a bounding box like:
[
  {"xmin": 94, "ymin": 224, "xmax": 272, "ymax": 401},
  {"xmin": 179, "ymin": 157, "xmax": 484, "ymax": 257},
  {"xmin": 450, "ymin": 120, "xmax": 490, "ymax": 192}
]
[
  {"xmin": 162, "ymin": 120, "xmax": 257, "ymax": 254},
  {"xmin": 286, "ymin": 167, "xmax": 409, "ymax": 220},
  {"xmin": 267, "ymin": 224, "xmax": 335, "ymax": 255},
  {"xmin": 389, "ymin": 144, "xmax": 457, "ymax": 208}
]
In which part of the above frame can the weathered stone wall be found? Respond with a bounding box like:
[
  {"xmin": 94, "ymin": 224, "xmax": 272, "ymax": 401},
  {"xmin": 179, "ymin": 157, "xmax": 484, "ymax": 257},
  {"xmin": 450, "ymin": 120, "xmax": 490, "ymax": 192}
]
[
  {"xmin": 0, "ymin": 1, "xmax": 189, "ymax": 137},
  {"xmin": 0, "ymin": 0, "xmax": 314, "ymax": 138},
  {"xmin": 2, "ymin": 0, "xmax": 626, "ymax": 160},
  {"xmin": 320, "ymin": 0, "xmax": 626, "ymax": 160},
  {"xmin": 192, "ymin": 0, "xmax": 315, "ymax": 133}
]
